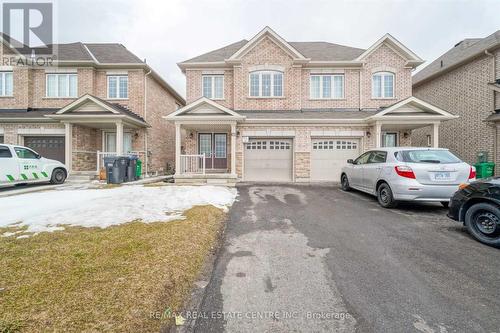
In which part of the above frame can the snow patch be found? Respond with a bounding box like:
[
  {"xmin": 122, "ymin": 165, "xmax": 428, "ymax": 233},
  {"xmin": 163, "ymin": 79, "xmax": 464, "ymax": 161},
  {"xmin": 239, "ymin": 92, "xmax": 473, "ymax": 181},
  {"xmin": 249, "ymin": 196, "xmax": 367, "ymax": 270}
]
[{"xmin": 0, "ymin": 185, "xmax": 237, "ymax": 237}]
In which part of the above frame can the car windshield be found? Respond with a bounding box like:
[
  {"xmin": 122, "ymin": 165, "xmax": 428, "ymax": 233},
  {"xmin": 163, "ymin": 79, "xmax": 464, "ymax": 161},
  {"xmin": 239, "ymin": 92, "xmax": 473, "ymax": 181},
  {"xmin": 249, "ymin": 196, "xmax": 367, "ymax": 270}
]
[{"xmin": 396, "ymin": 150, "xmax": 461, "ymax": 164}]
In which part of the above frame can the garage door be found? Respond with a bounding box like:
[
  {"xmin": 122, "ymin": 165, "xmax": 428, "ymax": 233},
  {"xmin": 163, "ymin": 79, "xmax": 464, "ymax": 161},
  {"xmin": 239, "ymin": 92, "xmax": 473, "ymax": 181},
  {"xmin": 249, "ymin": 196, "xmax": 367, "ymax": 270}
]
[
  {"xmin": 311, "ymin": 138, "xmax": 360, "ymax": 181},
  {"xmin": 244, "ymin": 139, "xmax": 293, "ymax": 182},
  {"xmin": 24, "ymin": 136, "xmax": 65, "ymax": 163}
]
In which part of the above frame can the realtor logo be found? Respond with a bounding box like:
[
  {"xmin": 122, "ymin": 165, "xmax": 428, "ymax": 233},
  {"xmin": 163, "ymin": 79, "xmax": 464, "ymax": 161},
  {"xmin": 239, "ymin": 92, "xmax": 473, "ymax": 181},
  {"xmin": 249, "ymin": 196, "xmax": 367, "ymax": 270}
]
[{"xmin": 2, "ymin": 1, "xmax": 53, "ymax": 55}]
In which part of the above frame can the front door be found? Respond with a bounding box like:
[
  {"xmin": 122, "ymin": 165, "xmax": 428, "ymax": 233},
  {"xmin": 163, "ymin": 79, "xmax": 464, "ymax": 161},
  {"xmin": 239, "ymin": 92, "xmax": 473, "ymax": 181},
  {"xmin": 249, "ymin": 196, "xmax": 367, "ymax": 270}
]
[
  {"xmin": 104, "ymin": 132, "xmax": 133, "ymax": 153},
  {"xmin": 198, "ymin": 133, "xmax": 227, "ymax": 170}
]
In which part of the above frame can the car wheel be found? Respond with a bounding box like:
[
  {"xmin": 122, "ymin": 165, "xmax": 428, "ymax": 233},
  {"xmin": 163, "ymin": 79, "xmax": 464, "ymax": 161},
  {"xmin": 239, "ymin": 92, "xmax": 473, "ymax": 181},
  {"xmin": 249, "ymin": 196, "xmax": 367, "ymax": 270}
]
[
  {"xmin": 441, "ymin": 201, "xmax": 449, "ymax": 208},
  {"xmin": 464, "ymin": 202, "xmax": 500, "ymax": 248},
  {"xmin": 377, "ymin": 183, "xmax": 398, "ymax": 208},
  {"xmin": 50, "ymin": 169, "xmax": 67, "ymax": 184},
  {"xmin": 341, "ymin": 174, "xmax": 351, "ymax": 191}
]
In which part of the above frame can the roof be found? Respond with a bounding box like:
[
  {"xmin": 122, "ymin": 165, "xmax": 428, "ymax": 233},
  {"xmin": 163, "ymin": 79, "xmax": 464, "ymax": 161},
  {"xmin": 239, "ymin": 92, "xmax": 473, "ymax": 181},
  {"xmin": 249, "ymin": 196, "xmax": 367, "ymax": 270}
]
[
  {"xmin": 180, "ymin": 40, "xmax": 366, "ymax": 63},
  {"xmin": 235, "ymin": 109, "xmax": 379, "ymax": 120},
  {"xmin": 0, "ymin": 108, "xmax": 58, "ymax": 118},
  {"xmin": 413, "ymin": 30, "xmax": 500, "ymax": 85}
]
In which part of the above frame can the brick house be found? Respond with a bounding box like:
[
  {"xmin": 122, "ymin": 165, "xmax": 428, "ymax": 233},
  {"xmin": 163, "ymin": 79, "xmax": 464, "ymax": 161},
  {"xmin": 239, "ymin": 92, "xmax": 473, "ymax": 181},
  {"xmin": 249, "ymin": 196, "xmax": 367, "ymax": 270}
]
[
  {"xmin": 0, "ymin": 36, "xmax": 184, "ymax": 178},
  {"xmin": 167, "ymin": 27, "xmax": 456, "ymax": 184},
  {"xmin": 412, "ymin": 30, "xmax": 500, "ymax": 169}
]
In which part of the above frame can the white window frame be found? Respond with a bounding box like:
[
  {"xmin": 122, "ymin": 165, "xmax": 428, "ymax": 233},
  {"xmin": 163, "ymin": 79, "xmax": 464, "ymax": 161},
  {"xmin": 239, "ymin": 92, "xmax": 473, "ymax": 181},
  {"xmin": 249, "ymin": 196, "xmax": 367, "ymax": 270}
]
[
  {"xmin": 248, "ymin": 70, "xmax": 284, "ymax": 98},
  {"xmin": 45, "ymin": 73, "xmax": 78, "ymax": 98},
  {"xmin": 372, "ymin": 72, "xmax": 395, "ymax": 99},
  {"xmin": 202, "ymin": 75, "xmax": 224, "ymax": 100},
  {"xmin": 0, "ymin": 71, "xmax": 13, "ymax": 97},
  {"xmin": 107, "ymin": 75, "xmax": 128, "ymax": 99},
  {"xmin": 309, "ymin": 74, "xmax": 344, "ymax": 99}
]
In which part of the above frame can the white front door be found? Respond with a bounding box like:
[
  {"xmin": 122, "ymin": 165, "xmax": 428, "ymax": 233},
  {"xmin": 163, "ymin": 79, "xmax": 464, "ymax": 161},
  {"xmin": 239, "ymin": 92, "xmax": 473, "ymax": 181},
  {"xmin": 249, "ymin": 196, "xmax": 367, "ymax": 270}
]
[{"xmin": 104, "ymin": 132, "xmax": 132, "ymax": 153}]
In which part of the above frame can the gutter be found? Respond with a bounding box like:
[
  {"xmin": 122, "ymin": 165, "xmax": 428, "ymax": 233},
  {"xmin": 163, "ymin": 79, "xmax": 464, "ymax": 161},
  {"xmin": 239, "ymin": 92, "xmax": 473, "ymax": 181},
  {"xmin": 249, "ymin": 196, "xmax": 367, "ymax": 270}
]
[{"xmin": 144, "ymin": 68, "xmax": 152, "ymax": 176}]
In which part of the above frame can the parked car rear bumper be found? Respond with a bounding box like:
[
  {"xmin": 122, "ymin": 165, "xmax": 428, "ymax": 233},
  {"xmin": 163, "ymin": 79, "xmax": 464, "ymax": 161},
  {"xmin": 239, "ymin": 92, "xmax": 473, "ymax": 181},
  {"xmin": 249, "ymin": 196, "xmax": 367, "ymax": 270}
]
[{"xmin": 392, "ymin": 181, "xmax": 460, "ymax": 202}]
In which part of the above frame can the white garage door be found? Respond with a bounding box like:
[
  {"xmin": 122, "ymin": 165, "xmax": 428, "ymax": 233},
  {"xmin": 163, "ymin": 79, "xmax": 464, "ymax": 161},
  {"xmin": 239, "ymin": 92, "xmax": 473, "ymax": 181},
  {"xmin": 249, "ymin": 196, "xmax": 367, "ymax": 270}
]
[
  {"xmin": 244, "ymin": 139, "xmax": 293, "ymax": 182},
  {"xmin": 311, "ymin": 138, "xmax": 360, "ymax": 182}
]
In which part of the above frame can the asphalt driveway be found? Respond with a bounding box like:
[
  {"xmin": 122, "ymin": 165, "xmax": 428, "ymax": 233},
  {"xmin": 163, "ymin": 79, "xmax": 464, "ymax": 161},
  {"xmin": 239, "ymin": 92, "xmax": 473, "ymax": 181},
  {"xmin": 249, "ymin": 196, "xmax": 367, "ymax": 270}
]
[{"xmin": 193, "ymin": 185, "xmax": 500, "ymax": 333}]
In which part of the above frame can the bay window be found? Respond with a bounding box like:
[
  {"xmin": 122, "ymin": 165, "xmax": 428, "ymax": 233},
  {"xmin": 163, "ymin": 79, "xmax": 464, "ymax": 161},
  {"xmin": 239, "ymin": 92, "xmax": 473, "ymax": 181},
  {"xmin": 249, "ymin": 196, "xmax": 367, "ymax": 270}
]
[
  {"xmin": 372, "ymin": 72, "xmax": 394, "ymax": 98},
  {"xmin": 202, "ymin": 75, "xmax": 224, "ymax": 99},
  {"xmin": 310, "ymin": 74, "xmax": 344, "ymax": 99},
  {"xmin": 108, "ymin": 75, "xmax": 128, "ymax": 99},
  {"xmin": 249, "ymin": 71, "xmax": 283, "ymax": 97},
  {"xmin": 0, "ymin": 72, "xmax": 13, "ymax": 96},
  {"xmin": 46, "ymin": 73, "xmax": 77, "ymax": 98}
]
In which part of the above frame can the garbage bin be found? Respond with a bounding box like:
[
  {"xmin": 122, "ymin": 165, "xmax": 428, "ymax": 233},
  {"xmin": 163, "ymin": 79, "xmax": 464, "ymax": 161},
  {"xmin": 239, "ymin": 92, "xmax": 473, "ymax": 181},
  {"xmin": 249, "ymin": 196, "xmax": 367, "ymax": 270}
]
[
  {"xmin": 136, "ymin": 159, "xmax": 142, "ymax": 178},
  {"xmin": 103, "ymin": 156, "xmax": 118, "ymax": 184},
  {"xmin": 474, "ymin": 162, "xmax": 495, "ymax": 179},
  {"xmin": 126, "ymin": 156, "xmax": 138, "ymax": 182},
  {"xmin": 104, "ymin": 156, "xmax": 128, "ymax": 184}
]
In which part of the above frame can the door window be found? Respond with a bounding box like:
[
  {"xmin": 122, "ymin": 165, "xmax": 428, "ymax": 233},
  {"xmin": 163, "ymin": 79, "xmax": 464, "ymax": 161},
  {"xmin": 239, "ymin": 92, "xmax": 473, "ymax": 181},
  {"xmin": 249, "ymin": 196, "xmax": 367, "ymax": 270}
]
[
  {"xmin": 15, "ymin": 147, "xmax": 38, "ymax": 159},
  {"xmin": 354, "ymin": 152, "xmax": 371, "ymax": 165},
  {"xmin": 214, "ymin": 134, "xmax": 227, "ymax": 158},
  {"xmin": 199, "ymin": 134, "xmax": 212, "ymax": 156},
  {"xmin": 0, "ymin": 145, "xmax": 12, "ymax": 158},
  {"xmin": 104, "ymin": 132, "xmax": 132, "ymax": 153},
  {"xmin": 382, "ymin": 133, "xmax": 398, "ymax": 147}
]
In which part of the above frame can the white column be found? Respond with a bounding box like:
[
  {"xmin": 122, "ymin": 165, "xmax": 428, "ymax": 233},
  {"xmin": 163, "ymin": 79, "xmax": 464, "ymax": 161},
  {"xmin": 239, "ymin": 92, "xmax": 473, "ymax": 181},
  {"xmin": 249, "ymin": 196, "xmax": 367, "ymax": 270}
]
[
  {"xmin": 175, "ymin": 123, "xmax": 181, "ymax": 175},
  {"xmin": 375, "ymin": 122, "xmax": 382, "ymax": 148},
  {"xmin": 231, "ymin": 122, "xmax": 237, "ymax": 176},
  {"xmin": 432, "ymin": 123, "xmax": 439, "ymax": 148},
  {"xmin": 116, "ymin": 121, "xmax": 124, "ymax": 155},
  {"xmin": 64, "ymin": 122, "xmax": 73, "ymax": 172}
]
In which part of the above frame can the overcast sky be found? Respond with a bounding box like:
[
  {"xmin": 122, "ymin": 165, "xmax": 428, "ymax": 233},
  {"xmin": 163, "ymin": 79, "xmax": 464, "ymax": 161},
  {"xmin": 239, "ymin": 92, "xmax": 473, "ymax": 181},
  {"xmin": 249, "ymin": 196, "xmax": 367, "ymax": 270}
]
[{"xmin": 56, "ymin": 0, "xmax": 500, "ymax": 97}]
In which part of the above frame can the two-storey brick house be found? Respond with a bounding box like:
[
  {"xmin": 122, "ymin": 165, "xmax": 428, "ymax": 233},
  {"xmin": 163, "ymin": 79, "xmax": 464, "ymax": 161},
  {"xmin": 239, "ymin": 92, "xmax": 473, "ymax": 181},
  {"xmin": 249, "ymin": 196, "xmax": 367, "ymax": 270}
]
[
  {"xmin": 0, "ymin": 36, "xmax": 184, "ymax": 178},
  {"xmin": 412, "ymin": 30, "xmax": 500, "ymax": 170},
  {"xmin": 167, "ymin": 27, "xmax": 456, "ymax": 184}
]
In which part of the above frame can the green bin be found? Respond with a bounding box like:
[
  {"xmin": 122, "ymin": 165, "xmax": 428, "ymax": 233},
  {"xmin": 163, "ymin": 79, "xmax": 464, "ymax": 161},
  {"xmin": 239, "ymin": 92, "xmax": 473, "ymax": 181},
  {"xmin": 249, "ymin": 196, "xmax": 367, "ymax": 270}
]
[
  {"xmin": 136, "ymin": 159, "xmax": 142, "ymax": 178},
  {"xmin": 474, "ymin": 162, "xmax": 495, "ymax": 179}
]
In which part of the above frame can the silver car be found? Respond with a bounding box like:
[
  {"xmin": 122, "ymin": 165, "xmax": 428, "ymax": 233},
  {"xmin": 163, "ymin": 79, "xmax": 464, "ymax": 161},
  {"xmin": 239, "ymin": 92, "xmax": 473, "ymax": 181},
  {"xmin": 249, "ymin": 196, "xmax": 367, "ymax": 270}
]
[{"xmin": 340, "ymin": 147, "xmax": 476, "ymax": 208}]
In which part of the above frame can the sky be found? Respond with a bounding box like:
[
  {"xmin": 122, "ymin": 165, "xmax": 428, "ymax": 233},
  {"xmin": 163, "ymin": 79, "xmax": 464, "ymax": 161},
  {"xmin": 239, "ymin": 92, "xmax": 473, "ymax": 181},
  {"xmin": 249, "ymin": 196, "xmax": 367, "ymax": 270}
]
[{"xmin": 53, "ymin": 0, "xmax": 500, "ymax": 97}]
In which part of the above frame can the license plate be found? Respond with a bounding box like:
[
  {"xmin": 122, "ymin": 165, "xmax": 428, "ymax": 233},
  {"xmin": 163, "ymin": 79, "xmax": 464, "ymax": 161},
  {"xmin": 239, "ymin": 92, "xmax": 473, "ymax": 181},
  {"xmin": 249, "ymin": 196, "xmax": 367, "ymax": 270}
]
[{"xmin": 434, "ymin": 172, "xmax": 451, "ymax": 180}]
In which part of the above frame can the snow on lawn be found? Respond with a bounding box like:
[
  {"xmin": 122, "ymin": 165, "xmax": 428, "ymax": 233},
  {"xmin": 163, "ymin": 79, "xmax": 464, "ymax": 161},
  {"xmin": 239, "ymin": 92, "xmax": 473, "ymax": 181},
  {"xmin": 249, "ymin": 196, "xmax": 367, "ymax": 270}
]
[{"xmin": 0, "ymin": 185, "xmax": 237, "ymax": 237}]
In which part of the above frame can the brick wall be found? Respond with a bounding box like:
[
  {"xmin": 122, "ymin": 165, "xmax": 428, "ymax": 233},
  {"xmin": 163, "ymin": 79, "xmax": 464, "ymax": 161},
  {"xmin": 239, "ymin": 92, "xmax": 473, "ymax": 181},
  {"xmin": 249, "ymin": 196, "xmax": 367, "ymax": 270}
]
[{"xmin": 412, "ymin": 54, "xmax": 495, "ymax": 165}]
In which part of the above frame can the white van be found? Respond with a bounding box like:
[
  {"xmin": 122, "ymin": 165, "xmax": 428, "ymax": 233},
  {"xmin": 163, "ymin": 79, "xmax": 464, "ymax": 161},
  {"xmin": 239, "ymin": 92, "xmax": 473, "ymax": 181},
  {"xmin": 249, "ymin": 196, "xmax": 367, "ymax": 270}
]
[{"xmin": 0, "ymin": 144, "xmax": 68, "ymax": 187}]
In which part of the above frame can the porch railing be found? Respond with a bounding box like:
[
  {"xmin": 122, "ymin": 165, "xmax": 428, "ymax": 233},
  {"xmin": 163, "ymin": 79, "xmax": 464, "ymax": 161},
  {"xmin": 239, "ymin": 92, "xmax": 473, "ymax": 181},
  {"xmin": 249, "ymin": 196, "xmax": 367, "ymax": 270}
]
[
  {"xmin": 96, "ymin": 151, "xmax": 144, "ymax": 173},
  {"xmin": 179, "ymin": 154, "xmax": 205, "ymax": 175}
]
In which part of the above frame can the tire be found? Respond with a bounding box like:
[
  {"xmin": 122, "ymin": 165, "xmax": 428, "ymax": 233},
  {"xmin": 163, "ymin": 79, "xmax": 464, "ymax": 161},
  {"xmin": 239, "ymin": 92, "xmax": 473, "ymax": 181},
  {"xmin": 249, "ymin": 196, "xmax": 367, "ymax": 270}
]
[
  {"xmin": 377, "ymin": 183, "xmax": 398, "ymax": 208},
  {"xmin": 441, "ymin": 201, "xmax": 449, "ymax": 208},
  {"xmin": 341, "ymin": 174, "xmax": 351, "ymax": 191},
  {"xmin": 50, "ymin": 168, "xmax": 67, "ymax": 185},
  {"xmin": 464, "ymin": 202, "xmax": 500, "ymax": 248}
]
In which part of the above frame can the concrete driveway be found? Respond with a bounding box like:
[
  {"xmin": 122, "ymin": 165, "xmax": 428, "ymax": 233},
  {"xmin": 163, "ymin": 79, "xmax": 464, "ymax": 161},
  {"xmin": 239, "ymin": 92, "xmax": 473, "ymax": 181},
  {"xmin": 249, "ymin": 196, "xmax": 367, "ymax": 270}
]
[{"xmin": 193, "ymin": 184, "xmax": 500, "ymax": 333}]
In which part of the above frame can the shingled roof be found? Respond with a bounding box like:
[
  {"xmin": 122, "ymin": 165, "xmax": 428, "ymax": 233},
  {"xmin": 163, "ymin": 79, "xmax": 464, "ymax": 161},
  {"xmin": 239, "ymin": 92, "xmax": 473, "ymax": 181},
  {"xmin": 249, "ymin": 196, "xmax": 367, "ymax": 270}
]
[
  {"xmin": 413, "ymin": 30, "xmax": 500, "ymax": 86},
  {"xmin": 180, "ymin": 40, "xmax": 366, "ymax": 63}
]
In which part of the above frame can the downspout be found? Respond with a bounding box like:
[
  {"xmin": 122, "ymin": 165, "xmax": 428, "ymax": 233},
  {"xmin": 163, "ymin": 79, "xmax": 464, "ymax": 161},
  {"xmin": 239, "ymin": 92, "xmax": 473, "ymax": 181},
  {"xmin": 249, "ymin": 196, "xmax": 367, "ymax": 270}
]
[
  {"xmin": 144, "ymin": 67, "xmax": 152, "ymax": 177},
  {"xmin": 485, "ymin": 49, "xmax": 496, "ymax": 165}
]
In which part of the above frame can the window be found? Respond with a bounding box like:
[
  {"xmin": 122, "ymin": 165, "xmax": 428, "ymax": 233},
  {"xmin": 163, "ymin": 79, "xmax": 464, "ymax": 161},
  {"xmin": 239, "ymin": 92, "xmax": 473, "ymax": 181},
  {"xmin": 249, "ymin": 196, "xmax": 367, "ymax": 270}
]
[
  {"xmin": 14, "ymin": 147, "xmax": 38, "ymax": 159},
  {"xmin": 354, "ymin": 152, "xmax": 371, "ymax": 165},
  {"xmin": 202, "ymin": 75, "xmax": 224, "ymax": 99},
  {"xmin": 0, "ymin": 72, "xmax": 13, "ymax": 96},
  {"xmin": 396, "ymin": 150, "xmax": 461, "ymax": 164},
  {"xmin": 214, "ymin": 134, "xmax": 227, "ymax": 158},
  {"xmin": 0, "ymin": 145, "xmax": 12, "ymax": 158},
  {"xmin": 249, "ymin": 71, "xmax": 283, "ymax": 97},
  {"xmin": 0, "ymin": 135, "xmax": 3, "ymax": 143},
  {"xmin": 246, "ymin": 141, "xmax": 267, "ymax": 150},
  {"xmin": 269, "ymin": 141, "xmax": 290, "ymax": 150},
  {"xmin": 312, "ymin": 140, "xmax": 358, "ymax": 150},
  {"xmin": 368, "ymin": 151, "xmax": 387, "ymax": 163},
  {"xmin": 372, "ymin": 72, "xmax": 394, "ymax": 98},
  {"xmin": 107, "ymin": 75, "xmax": 128, "ymax": 99},
  {"xmin": 310, "ymin": 74, "xmax": 344, "ymax": 99},
  {"xmin": 104, "ymin": 132, "xmax": 132, "ymax": 153},
  {"xmin": 382, "ymin": 132, "xmax": 398, "ymax": 147},
  {"xmin": 46, "ymin": 73, "xmax": 77, "ymax": 98}
]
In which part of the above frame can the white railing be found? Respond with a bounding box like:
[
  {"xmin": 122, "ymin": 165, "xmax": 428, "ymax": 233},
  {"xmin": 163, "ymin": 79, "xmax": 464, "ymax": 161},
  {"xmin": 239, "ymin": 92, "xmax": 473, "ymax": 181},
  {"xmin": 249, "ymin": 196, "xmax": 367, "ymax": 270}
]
[
  {"xmin": 96, "ymin": 151, "xmax": 144, "ymax": 173},
  {"xmin": 180, "ymin": 154, "xmax": 205, "ymax": 174}
]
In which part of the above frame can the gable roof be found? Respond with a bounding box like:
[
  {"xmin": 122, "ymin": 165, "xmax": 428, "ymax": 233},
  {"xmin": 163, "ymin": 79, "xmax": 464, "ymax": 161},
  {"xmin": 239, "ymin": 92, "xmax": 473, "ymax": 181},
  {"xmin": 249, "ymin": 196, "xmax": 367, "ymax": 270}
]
[
  {"xmin": 413, "ymin": 30, "xmax": 500, "ymax": 86},
  {"xmin": 166, "ymin": 97, "xmax": 245, "ymax": 120},
  {"xmin": 367, "ymin": 96, "xmax": 457, "ymax": 121},
  {"xmin": 355, "ymin": 33, "xmax": 423, "ymax": 65}
]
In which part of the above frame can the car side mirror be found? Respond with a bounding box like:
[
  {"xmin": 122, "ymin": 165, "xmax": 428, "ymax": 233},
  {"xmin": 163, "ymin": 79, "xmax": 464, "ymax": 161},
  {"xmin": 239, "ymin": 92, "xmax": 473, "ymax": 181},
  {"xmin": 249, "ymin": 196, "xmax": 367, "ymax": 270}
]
[
  {"xmin": 36, "ymin": 154, "xmax": 42, "ymax": 159},
  {"xmin": 347, "ymin": 159, "xmax": 354, "ymax": 164}
]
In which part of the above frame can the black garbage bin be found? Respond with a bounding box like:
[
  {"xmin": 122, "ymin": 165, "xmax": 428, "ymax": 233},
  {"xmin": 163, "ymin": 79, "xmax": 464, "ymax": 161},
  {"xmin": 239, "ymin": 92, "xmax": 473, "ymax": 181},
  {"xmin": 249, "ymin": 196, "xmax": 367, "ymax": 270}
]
[
  {"xmin": 104, "ymin": 156, "xmax": 128, "ymax": 184},
  {"xmin": 126, "ymin": 156, "xmax": 139, "ymax": 182}
]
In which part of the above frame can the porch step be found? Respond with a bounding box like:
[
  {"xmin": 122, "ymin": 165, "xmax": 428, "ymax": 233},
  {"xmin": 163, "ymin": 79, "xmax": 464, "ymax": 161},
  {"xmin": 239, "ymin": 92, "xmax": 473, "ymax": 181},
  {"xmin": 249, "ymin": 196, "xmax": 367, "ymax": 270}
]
[
  {"xmin": 174, "ymin": 174, "xmax": 237, "ymax": 187},
  {"xmin": 67, "ymin": 172, "xmax": 98, "ymax": 182}
]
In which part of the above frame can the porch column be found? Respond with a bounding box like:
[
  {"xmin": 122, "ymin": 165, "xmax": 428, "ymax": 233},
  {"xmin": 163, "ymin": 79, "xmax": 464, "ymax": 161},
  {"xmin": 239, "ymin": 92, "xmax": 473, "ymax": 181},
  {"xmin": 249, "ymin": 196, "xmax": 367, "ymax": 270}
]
[
  {"xmin": 116, "ymin": 121, "xmax": 124, "ymax": 155},
  {"xmin": 64, "ymin": 122, "xmax": 73, "ymax": 172},
  {"xmin": 231, "ymin": 122, "xmax": 237, "ymax": 176},
  {"xmin": 175, "ymin": 123, "xmax": 181, "ymax": 174},
  {"xmin": 432, "ymin": 123, "xmax": 439, "ymax": 148},
  {"xmin": 375, "ymin": 122, "xmax": 382, "ymax": 148}
]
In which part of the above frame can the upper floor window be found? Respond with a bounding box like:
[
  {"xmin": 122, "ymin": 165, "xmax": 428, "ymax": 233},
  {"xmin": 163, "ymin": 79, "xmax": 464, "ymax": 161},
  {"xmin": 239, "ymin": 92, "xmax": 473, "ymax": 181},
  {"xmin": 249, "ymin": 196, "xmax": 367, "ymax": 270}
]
[
  {"xmin": 108, "ymin": 75, "xmax": 128, "ymax": 99},
  {"xmin": 310, "ymin": 74, "xmax": 344, "ymax": 99},
  {"xmin": 249, "ymin": 71, "xmax": 283, "ymax": 97},
  {"xmin": 0, "ymin": 72, "xmax": 13, "ymax": 96},
  {"xmin": 46, "ymin": 73, "xmax": 78, "ymax": 98},
  {"xmin": 372, "ymin": 72, "xmax": 394, "ymax": 98},
  {"xmin": 202, "ymin": 75, "xmax": 224, "ymax": 99}
]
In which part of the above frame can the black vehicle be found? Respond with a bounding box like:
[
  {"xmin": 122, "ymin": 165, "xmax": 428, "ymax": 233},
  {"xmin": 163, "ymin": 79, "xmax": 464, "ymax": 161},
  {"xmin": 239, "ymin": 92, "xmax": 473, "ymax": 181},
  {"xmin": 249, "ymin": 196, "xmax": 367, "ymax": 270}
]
[{"xmin": 448, "ymin": 178, "xmax": 500, "ymax": 248}]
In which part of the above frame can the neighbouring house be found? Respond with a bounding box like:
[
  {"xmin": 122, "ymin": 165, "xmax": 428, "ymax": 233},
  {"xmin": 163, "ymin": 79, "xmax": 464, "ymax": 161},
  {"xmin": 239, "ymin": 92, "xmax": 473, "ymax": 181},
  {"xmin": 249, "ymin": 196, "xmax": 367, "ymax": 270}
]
[
  {"xmin": 0, "ymin": 35, "xmax": 184, "ymax": 178},
  {"xmin": 412, "ymin": 30, "xmax": 500, "ymax": 169},
  {"xmin": 167, "ymin": 26, "xmax": 456, "ymax": 184}
]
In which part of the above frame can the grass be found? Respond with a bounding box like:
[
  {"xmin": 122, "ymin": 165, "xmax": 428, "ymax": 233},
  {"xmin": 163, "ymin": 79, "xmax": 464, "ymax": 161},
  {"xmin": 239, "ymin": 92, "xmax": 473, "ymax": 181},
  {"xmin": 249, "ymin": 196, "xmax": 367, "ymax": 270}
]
[{"xmin": 0, "ymin": 206, "xmax": 226, "ymax": 332}]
